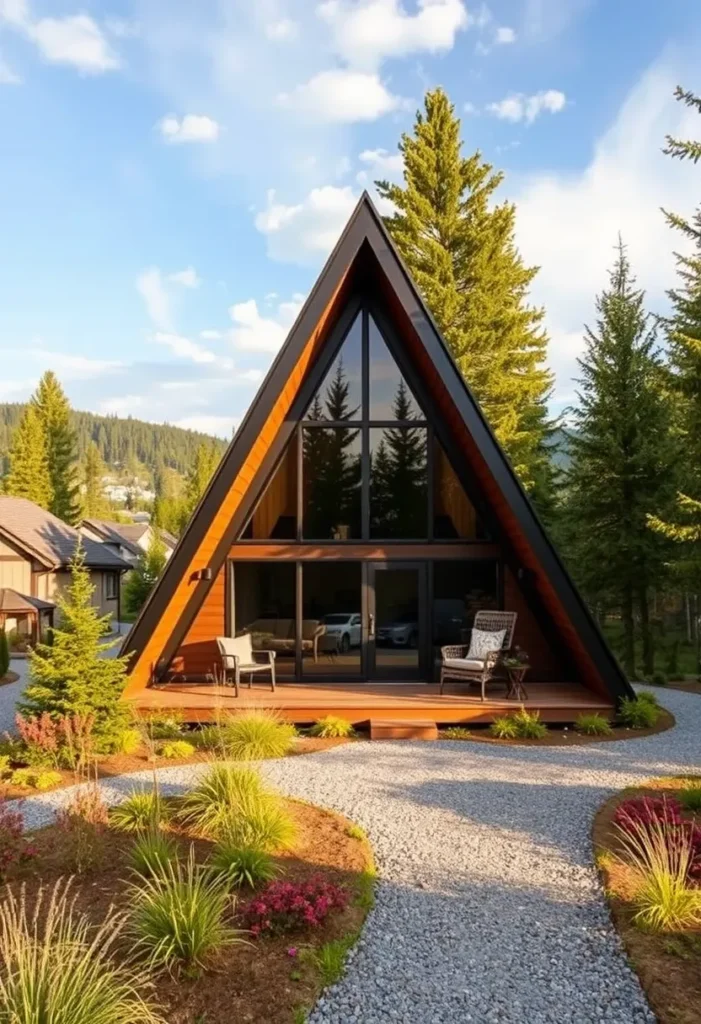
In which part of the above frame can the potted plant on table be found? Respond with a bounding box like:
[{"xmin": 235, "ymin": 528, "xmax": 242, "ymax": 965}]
[{"xmin": 502, "ymin": 646, "xmax": 529, "ymax": 670}]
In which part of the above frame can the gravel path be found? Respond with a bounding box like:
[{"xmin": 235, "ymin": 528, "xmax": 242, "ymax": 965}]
[{"xmin": 12, "ymin": 686, "xmax": 701, "ymax": 1024}]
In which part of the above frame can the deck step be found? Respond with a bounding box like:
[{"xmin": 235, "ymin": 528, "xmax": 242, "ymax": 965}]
[{"xmin": 370, "ymin": 719, "xmax": 438, "ymax": 741}]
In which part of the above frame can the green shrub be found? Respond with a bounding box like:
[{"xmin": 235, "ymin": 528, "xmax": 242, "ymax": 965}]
[
  {"xmin": 489, "ymin": 716, "xmax": 518, "ymax": 739},
  {"xmin": 158, "ymin": 740, "xmax": 195, "ymax": 760},
  {"xmin": 208, "ymin": 843, "xmax": 278, "ymax": 889},
  {"xmin": 110, "ymin": 790, "xmax": 170, "ymax": 832},
  {"xmin": 443, "ymin": 727, "xmax": 472, "ymax": 740},
  {"xmin": 117, "ymin": 728, "xmax": 142, "ymax": 755},
  {"xmin": 0, "ymin": 878, "xmax": 165, "ymax": 1023},
  {"xmin": 512, "ymin": 708, "xmax": 547, "ymax": 739},
  {"xmin": 637, "ymin": 690, "xmax": 661, "ymax": 707},
  {"xmin": 0, "ymin": 754, "xmax": 11, "ymax": 779},
  {"xmin": 9, "ymin": 767, "xmax": 62, "ymax": 790},
  {"xmin": 0, "ymin": 629, "xmax": 9, "ymax": 679},
  {"xmin": 574, "ymin": 713, "xmax": 614, "ymax": 736},
  {"xmin": 679, "ymin": 782, "xmax": 701, "ymax": 812},
  {"xmin": 33, "ymin": 770, "xmax": 63, "ymax": 791},
  {"xmin": 129, "ymin": 830, "xmax": 180, "ymax": 879},
  {"xmin": 614, "ymin": 821, "xmax": 701, "ymax": 932},
  {"xmin": 619, "ymin": 696, "xmax": 660, "ymax": 729},
  {"xmin": 309, "ymin": 716, "xmax": 354, "ymax": 739},
  {"xmin": 222, "ymin": 710, "xmax": 296, "ymax": 761},
  {"xmin": 179, "ymin": 764, "xmax": 268, "ymax": 838},
  {"xmin": 129, "ymin": 848, "xmax": 241, "ymax": 973},
  {"xmin": 143, "ymin": 712, "xmax": 184, "ymax": 741}
]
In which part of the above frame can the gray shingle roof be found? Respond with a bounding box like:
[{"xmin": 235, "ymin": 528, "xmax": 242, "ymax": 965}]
[
  {"xmin": 0, "ymin": 497, "xmax": 130, "ymax": 570},
  {"xmin": 82, "ymin": 518, "xmax": 144, "ymax": 558}
]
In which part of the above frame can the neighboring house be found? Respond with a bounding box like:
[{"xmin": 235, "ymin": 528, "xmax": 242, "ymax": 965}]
[
  {"xmin": 122, "ymin": 194, "xmax": 633, "ymax": 725},
  {"xmin": 81, "ymin": 520, "xmax": 177, "ymax": 567},
  {"xmin": 0, "ymin": 496, "xmax": 130, "ymax": 642}
]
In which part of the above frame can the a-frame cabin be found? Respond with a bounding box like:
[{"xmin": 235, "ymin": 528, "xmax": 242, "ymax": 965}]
[{"xmin": 123, "ymin": 194, "xmax": 633, "ymax": 727}]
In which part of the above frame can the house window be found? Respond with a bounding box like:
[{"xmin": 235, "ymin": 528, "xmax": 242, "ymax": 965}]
[{"xmin": 104, "ymin": 573, "xmax": 119, "ymax": 600}]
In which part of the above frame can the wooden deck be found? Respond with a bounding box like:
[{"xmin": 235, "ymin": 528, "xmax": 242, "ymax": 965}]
[{"xmin": 128, "ymin": 681, "xmax": 613, "ymax": 726}]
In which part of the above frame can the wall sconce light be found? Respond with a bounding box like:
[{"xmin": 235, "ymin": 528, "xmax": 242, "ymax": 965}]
[{"xmin": 191, "ymin": 567, "xmax": 213, "ymax": 582}]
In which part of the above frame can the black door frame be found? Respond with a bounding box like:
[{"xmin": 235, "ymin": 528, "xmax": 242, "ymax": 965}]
[{"xmin": 365, "ymin": 561, "xmax": 428, "ymax": 680}]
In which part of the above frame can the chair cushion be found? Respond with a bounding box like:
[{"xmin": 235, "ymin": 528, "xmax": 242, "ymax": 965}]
[
  {"xmin": 467, "ymin": 627, "xmax": 506, "ymax": 660},
  {"xmin": 443, "ymin": 657, "xmax": 484, "ymax": 671}
]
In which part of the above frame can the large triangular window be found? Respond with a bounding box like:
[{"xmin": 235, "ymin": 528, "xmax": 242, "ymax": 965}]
[
  {"xmin": 305, "ymin": 312, "xmax": 362, "ymax": 422},
  {"xmin": 368, "ymin": 316, "xmax": 421, "ymax": 420}
]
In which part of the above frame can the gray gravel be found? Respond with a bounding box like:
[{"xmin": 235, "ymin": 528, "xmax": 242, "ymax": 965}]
[{"xmin": 11, "ymin": 685, "xmax": 701, "ymax": 1023}]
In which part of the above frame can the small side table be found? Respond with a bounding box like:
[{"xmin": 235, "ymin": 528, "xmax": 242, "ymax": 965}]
[{"xmin": 505, "ymin": 664, "xmax": 530, "ymax": 700}]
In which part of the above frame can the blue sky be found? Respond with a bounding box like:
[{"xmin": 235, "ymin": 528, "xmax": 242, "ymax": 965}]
[{"xmin": 1, "ymin": 0, "xmax": 700, "ymax": 438}]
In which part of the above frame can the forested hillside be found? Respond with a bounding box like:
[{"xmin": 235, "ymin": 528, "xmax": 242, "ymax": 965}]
[{"xmin": 0, "ymin": 404, "xmax": 228, "ymax": 477}]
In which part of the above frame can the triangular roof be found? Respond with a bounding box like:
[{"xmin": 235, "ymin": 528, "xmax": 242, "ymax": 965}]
[{"xmin": 122, "ymin": 193, "xmax": 632, "ymax": 703}]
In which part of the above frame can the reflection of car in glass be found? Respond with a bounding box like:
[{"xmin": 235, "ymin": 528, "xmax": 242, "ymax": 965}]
[
  {"xmin": 321, "ymin": 613, "xmax": 362, "ymax": 652},
  {"xmin": 377, "ymin": 613, "xmax": 418, "ymax": 648}
]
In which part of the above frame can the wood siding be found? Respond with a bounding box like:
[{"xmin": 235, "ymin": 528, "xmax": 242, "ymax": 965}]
[
  {"xmin": 171, "ymin": 563, "xmax": 226, "ymax": 678},
  {"xmin": 0, "ymin": 538, "xmax": 31, "ymax": 593}
]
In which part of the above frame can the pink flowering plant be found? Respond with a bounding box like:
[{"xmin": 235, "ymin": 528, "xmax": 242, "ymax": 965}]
[
  {"xmin": 0, "ymin": 797, "xmax": 37, "ymax": 882},
  {"xmin": 245, "ymin": 875, "xmax": 349, "ymax": 937},
  {"xmin": 614, "ymin": 795, "xmax": 701, "ymax": 883}
]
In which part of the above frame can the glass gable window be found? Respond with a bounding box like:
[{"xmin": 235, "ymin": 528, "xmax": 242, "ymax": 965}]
[
  {"xmin": 233, "ymin": 562, "xmax": 296, "ymax": 679},
  {"xmin": 369, "ymin": 316, "xmax": 421, "ymax": 420},
  {"xmin": 369, "ymin": 426, "xmax": 428, "ymax": 538},
  {"xmin": 305, "ymin": 313, "xmax": 362, "ymax": 422},
  {"xmin": 302, "ymin": 427, "xmax": 361, "ymax": 539}
]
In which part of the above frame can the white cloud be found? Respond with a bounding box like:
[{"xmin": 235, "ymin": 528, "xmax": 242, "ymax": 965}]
[
  {"xmin": 228, "ymin": 294, "xmax": 305, "ymax": 353},
  {"xmin": 510, "ymin": 52, "xmax": 700, "ymax": 409},
  {"xmin": 255, "ymin": 185, "xmax": 358, "ymax": 263},
  {"xmin": 200, "ymin": 329, "xmax": 223, "ymax": 340},
  {"xmin": 495, "ymin": 25, "xmax": 516, "ymax": 44},
  {"xmin": 173, "ymin": 415, "xmax": 240, "ymax": 437},
  {"xmin": 105, "ymin": 17, "xmax": 139, "ymax": 39},
  {"xmin": 100, "ymin": 394, "xmax": 145, "ymax": 415},
  {"xmin": 27, "ymin": 349, "xmax": 123, "ymax": 379},
  {"xmin": 278, "ymin": 69, "xmax": 405, "ymax": 122},
  {"xmin": 488, "ymin": 89, "xmax": 566, "ymax": 124},
  {"xmin": 157, "ymin": 114, "xmax": 220, "ymax": 144},
  {"xmin": 168, "ymin": 266, "xmax": 200, "ymax": 288},
  {"xmin": 359, "ymin": 147, "xmax": 403, "ymax": 175},
  {"xmin": 265, "ymin": 18, "xmax": 297, "ymax": 40},
  {"xmin": 136, "ymin": 267, "xmax": 171, "ymax": 330},
  {"xmin": 0, "ymin": 55, "xmax": 20, "ymax": 83},
  {"xmin": 318, "ymin": 0, "xmax": 469, "ymax": 70},
  {"xmin": 0, "ymin": 2, "xmax": 120, "ymax": 74},
  {"xmin": 463, "ymin": 101, "xmax": 478, "ymax": 115},
  {"xmin": 152, "ymin": 332, "xmax": 236, "ymax": 370}
]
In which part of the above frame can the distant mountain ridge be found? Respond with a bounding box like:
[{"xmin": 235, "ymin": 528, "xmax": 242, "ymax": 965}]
[{"xmin": 0, "ymin": 404, "xmax": 228, "ymax": 477}]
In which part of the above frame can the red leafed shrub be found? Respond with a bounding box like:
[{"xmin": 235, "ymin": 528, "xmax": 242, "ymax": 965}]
[
  {"xmin": 245, "ymin": 875, "xmax": 349, "ymax": 937},
  {"xmin": 15, "ymin": 712, "xmax": 59, "ymax": 766},
  {"xmin": 0, "ymin": 797, "xmax": 37, "ymax": 882},
  {"xmin": 613, "ymin": 796, "xmax": 683, "ymax": 834}
]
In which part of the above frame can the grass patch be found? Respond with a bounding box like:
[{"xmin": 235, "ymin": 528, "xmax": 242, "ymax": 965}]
[
  {"xmin": 207, "ymin": 843, "xmax": 279, "ymax": 889},
  {"xmin": 129, "ymin": 830, "xmax": 180, "ymax": 880},
  {"xmin": 158, "ymin": 739, "xmax": 195, "ymax": 760},
  {"xmin": 618, "ymin": 696, "xmax": 660, "ymax": 729},
  {"xmin": 110, "ymin": 789, "xmax": 170, "ymax": 832},
  {"xmin": 575, "ymin": 713, "xmax": 613, "ymax": 736},
  {"xmin": 443, "ymin": 727, "xmax": 473, "ymax": 740},
  {"xmin": 489, "ymin": 716, "xmax": 518, "ymax": 739},
  {"xmin": 222, "ymin": 710, "xmax": 296, "ymax": 761},
  {"xmin": 307, "ymin": 934, "xmax": 356, "ymax": 987},
  {"xmin": 309, "ymin": 716, "xmax": 354, "ymax": 739},
  {"xmin": 345, "ymin": 823, "xmax": 367, "ymax": 841},
  {"xmin": 614, "ymin": 822, "xmax": 701, "ymax": 932},
  {"xmin": 179, "ymin": 764, "xmax": 268, "ymax": 838}
]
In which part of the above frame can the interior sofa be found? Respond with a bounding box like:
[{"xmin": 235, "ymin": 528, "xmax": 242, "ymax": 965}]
[{"xmin": 244, "ymin": 618, "xmax": 325, "ymax": 662}]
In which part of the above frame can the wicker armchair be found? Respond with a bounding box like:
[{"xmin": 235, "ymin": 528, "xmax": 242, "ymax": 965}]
[{"xmin": 439, "ymin": 610, "xmax": 517, "ymax": 701}]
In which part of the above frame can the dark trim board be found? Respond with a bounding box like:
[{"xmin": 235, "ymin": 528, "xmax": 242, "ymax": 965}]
[{"xmin": 122, "ymin": 193, "xmax": 632, "ymax": 708}]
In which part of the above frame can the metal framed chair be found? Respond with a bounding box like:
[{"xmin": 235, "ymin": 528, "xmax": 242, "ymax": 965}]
[
  {"xmin": 439, "ymin": 610, "xmax": 517, "ymax": 701},
  {"xmin": 216, "ymin": 635, "xmax": 276, "ymax": 697}
]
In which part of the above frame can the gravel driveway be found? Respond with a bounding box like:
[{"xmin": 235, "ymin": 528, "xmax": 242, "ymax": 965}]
[{"xmin": 12, "ymin": 686, "xmax": 701, "ymax": 1024}]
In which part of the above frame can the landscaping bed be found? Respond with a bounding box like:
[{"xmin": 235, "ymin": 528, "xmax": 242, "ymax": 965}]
[
  {"xmin": 593, "ymin": 777, "xmax": 701, "ymax": 1024},
  {"xmin": 0, "ymin": 670, "xmax": 20, "ymax": 686},
  {"xmin": 1, "ymin": 766, "xmax": 374, "ymax": 1024}
]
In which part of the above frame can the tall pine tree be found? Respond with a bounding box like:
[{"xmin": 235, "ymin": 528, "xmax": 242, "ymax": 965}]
[
  {"xmin": 649, "ymin": 87, "xmax": 701, "ymax": 602},
  {"xmin": 376, "ymin": 88, "xmax": 554, "ymax": 495},
  {"xmin": 32, "ymin": 371, "xmax": 80, "ymax": 524},
  {"xmin": 182, "ymin": 442, "xmax": 221, "ymax": 528},
  {"xmin": 4, "ymin": 404, "xmax": 52, "ymax": 508},
  {"xmin": 564, "ymin": 240, "xmax": 676, "ymax": 678},
  {"xmin": 80, "ymin": 440, "xmax": 109, "ymax": 518},
  {"xmin": 123, "ymin": 532, "xmax": 167, "ymax": 616}
]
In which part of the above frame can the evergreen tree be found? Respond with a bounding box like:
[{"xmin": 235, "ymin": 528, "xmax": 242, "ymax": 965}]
[
  {"xmin": 649, "ymin": 87, "xmax": 701, "ymax": 601},
  {"xmin": 19, "ymin": 545, "xmax": 130, "ymax": 751},
  {"xmin": 80, "ymin": 441, "xmax": 109, "ymax": 519},
  {"xmin": 564, "ymin": 240, "xmax": 677, "ymax": 677},
  {"xmin": 0, "ymin": 629, "xmax": 9, "ymax": 680},
  {"xmin": 371, "ymin": 381, "xmax": 427, "ymax": 536},
  {"xmin": 183, "ymin": 443, "xmax": 221, "ymax": 527},
  {"xmin": 4, "ymin": 404, "xmax": 52, "ymax": 508},
  {"xmin": 123, "ymin": 533, "xmax": 167, "ymax": 616},
  {"xmin": 32, "ymin": 371, "xmax": 80, "ymax": 524},
  {"xmin": 376, "ymin": 87, "xmax": 554, "ymax": 493}
]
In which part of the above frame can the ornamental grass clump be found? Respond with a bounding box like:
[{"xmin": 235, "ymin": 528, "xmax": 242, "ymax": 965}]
[
  {"xmin": 208, "ymin": 842, "xmax": 279, "ymax": 889},
  {"xmin": 309, "ymin": 716, "xmax": 354, "ymax": 739},
  {"xmin": 0, "ymin": 879, "xmax": 165, "ymax": 1023},
  {"xmin": 219, "ymin": 795, "xmax": 298, "ymax": 852},
  {"xmin": 158, "ymin": 739, "xmax": 195, "ymax": 760},
  {"xmin": 222, "ymin": 710, "xmax": 296, "ymax": 761},
  {"xmin": 245, "ymin": 876, "xmax": 349, "ymax": 937},
  {"xmin": 489, "ymin": 716, "xmax": 518, "ymax": 739},
  {"xmin": 129, "ymin": 847, "xmax": 242, "ymax": 974},
  {"xmin": 511, "ymin": 708, "xmax": 547, "ymax": 739},
  {"xmin": 129, "ymin": 830, "xmax": 180, "ymax": 880},
  {"xmin": 574, "ymin": 712, "xmax": 613, "ymax": 736},
  {"xmin": 178, "ymin": 763, "xmax": 268, "ymax": 838},
  {"xmin": 54, "ymin": 782, "xmax": 110, "ymax": 873},
  {"xmin": 618, "ymin": 696, "xmax": 660, "ymax": 729},
  {"xmin": 110, "ymin": 789, "xmax": 170, "ymax": 833},
  {"xmin": 613, "ymin": 820, "xmax": 701, "ymax": 932},
  {"xmin": 0, "ymin": 798, "xmax": 36, "ymax": 883}
]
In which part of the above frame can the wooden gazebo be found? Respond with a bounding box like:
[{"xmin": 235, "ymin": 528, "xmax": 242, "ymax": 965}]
[{"xmin": 0, "ymin": 589, "xmax": 55, "ymax": 650}]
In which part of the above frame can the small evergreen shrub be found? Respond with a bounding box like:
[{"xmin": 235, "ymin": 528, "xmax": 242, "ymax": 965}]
[
  {"xmin": 0, "ymin": 879, "xmax": 165, "ymax": 1023},
  {"xmin": 208, "ymin": 843, "xmax": 278, "ymax": 889},
  {"xmin": 110, "ymin": 790, "xmax": 170, "ymax": 832},
  {"xmin": 222, "ymin": 710, "xmax": 296, "ymax": 761},
  {"xmin": 129, "ymin": 830, "xmax": 179, "ymax": 879},
  {"xmin": 512, "ymin": 708, "xmax": 547, "ymax": 739},
  {"xmin": 489, "ymin": 716, "xmax": 518, "ymax": 739},
  {"xmin": 158, "ymin": 740, "xmax": 195, "ymax": 760},
  {"xmin": 0, "ymin": 629, "xmax": 9, "ymax": 679},
  {"xmin": 619, "ymin": 696, "xmax": 660, "ymax": 729},
  {"xmin": 245, "ymin": 876, "xmax": 349, "ymax": 937},
  {"xmin": 574, "ymin": 713, "xmax": 613, "ymax": 736},
  {"xmin": 309, "ymin": 716, "xmax": 354, "ymax": 739},
  {"xmin": 129, "ymin": 848, "xmax": 241, "ymax": 973},
  {"xmin": 0, "ymin": 797, "xmax": 37, "ymax": 882}
]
